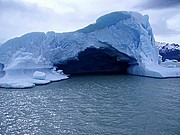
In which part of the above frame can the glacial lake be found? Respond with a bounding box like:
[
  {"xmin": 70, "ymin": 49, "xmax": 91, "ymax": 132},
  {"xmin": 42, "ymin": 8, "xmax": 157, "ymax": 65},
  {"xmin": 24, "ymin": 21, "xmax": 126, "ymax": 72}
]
[{"xmin": 0, "ymin": 75, "xmax": 179, "ymax": 135}]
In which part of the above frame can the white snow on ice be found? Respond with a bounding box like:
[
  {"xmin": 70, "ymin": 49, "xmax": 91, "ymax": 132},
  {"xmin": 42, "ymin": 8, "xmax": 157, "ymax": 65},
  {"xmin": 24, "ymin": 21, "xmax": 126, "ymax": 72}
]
[{"xmin": 0, "ymin": 11, "xmax": 180, "ymax": 88}]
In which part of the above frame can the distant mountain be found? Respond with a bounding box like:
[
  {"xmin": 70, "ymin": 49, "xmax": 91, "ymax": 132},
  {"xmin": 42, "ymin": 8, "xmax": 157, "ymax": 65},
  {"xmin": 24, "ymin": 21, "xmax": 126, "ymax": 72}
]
[{"xmin": 156, "ymin": 42, "xmax": 180, "ymax": 62}]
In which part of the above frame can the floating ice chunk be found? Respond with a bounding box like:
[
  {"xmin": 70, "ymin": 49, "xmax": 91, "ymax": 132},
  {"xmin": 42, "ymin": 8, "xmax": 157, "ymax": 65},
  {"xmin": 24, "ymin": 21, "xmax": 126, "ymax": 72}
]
[
  {"xmin": 33, "ymin": 71, "xmax": 46, "ymax": 80},
  {"xmin": 57, "ymin": 70, "xmax": 63, "ymax": 74},
  {"xmin": 51, "ymin": 67, "xmax": 64, "ymax": 75}
]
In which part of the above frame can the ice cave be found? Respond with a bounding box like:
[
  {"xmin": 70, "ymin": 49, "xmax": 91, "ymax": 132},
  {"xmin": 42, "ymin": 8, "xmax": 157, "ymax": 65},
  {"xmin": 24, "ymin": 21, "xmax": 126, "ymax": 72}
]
[{"xmin": 55, "ymin": 47, "xmax": 137, "ymax": 74}]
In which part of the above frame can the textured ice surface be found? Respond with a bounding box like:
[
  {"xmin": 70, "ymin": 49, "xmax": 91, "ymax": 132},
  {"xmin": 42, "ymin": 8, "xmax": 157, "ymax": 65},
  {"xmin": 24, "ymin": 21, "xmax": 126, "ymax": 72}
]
[
  {"xmin": 0, "ymin": 11, "xmax": 180, "ymax": 88},
  {"xmin": 0, "ymin": 51, "xmax": 68, "ymax": 88},
  {"xmin": 0, "ymin": 68, "xmax": 68, "ymax": 88}
]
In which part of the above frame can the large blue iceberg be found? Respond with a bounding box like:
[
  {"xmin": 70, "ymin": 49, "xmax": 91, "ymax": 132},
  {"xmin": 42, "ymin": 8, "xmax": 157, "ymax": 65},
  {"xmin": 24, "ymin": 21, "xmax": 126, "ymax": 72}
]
[{"xmin": 0, "ymin": 11, "xmax": 180, "ymax": 88}]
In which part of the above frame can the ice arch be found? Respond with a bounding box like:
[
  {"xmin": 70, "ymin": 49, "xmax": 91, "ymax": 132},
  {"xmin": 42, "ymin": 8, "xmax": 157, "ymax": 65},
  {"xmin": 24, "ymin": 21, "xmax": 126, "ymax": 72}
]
[{"xmin": 55, "ymin": 47, "xmax": 137, "ymax": 74}]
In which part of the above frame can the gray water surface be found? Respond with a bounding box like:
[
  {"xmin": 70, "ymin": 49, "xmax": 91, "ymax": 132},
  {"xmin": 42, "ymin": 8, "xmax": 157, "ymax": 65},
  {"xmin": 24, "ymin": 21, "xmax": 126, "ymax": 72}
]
[{"xmin": 0, "ymin": 75, "xmax": 180, "ymax": 135}]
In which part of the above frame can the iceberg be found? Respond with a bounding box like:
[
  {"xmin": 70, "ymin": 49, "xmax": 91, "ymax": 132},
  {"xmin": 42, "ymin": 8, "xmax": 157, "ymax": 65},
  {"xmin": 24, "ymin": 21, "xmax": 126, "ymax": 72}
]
[{"xmin": 0, "ymin": 11, "xmax": 180, "ymax": 88}]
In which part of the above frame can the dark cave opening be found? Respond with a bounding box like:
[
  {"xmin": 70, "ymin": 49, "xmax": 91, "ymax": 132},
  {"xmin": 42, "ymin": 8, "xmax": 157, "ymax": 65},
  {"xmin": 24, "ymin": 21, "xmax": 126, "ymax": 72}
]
[{"xmin": 55, "ymin": 47, "xmax": 137, "ymax": 75}]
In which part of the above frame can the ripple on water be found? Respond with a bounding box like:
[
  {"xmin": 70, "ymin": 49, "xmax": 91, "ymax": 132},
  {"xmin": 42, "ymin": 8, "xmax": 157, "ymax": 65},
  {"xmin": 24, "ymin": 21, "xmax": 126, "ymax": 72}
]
[{"xmin": 0, "ymin": 75, "xmax": 180, "ymax": 134}]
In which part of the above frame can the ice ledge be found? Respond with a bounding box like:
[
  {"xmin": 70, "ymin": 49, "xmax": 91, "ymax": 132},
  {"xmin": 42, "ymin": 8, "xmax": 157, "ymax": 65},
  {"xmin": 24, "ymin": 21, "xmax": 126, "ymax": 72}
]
[
  {"xmin": 128, "ymin": 63, "xmax": 180, "ymax": 78},
  {"xmin": 0, "ymin": 68, "xmax": 68, "ymax": 89}
]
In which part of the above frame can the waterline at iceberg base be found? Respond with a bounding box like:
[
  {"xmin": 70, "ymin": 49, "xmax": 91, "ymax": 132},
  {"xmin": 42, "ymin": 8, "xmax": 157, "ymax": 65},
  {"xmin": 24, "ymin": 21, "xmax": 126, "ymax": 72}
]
[{"xmin": 0, "ymin": 11, "xmax": 180, "ymax": 88}]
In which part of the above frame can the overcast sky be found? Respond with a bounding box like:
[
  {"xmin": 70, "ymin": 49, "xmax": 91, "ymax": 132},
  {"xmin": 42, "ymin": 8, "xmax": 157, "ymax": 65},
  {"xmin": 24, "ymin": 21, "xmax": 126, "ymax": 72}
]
[{"xmin": 0, "ymin": 0, "xmax": 180, "ymax": 44}]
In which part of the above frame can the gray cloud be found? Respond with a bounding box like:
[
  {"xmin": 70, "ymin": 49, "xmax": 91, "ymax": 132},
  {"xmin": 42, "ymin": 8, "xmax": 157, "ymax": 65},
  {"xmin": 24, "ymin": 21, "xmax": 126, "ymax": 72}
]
[
  {"xmin": 137, "ymin": 0, "xmax": 180, "ymax": 9},
  {"xmin": 0, "ymin": 0, "xmax": 60, "ymax": 43},
  {"xmin": 152, "ymin": 19, "xmax": 180, "ymax": 36},
  {"xmin": 0, "ymin": 0, "xmax": 180, "ymax": 44},
  {"xmin": 0, "ymin": 0, "xmax": 39, "ymax": 14},
  {"xmin": 0, "ymin": 0, "xmax": 130, "ymax": 43},
  {"xmin": 0, "ymin": 0, "xmax": 50, "ymax": 19},
  {"xmin": 0, "ymin": 0, "xmax": 25, "ymax": 12},
  {"xmin": 149, "ymin": 9, "xmax": 180, "ymax": 35}
]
